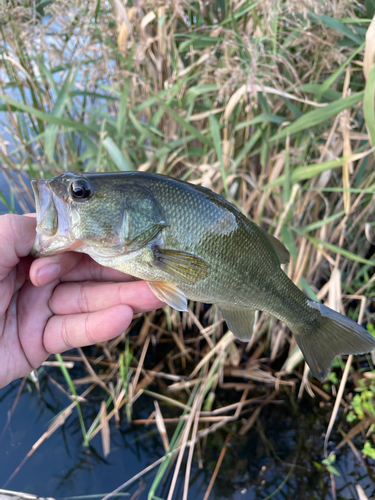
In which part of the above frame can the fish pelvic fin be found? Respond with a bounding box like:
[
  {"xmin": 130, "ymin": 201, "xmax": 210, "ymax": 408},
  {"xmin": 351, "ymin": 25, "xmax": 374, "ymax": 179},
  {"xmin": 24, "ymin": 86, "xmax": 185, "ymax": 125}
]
[
  {"xmin": 219, "ymin": 306, "xmax": 258, "ymax": 342},
  {"xmin": 293, "ymin": 302, "xmax": 375, "ymax": 381},
  {"xmin": 147, "ymin": 281, "xmax": 188, "ymax": 312}
]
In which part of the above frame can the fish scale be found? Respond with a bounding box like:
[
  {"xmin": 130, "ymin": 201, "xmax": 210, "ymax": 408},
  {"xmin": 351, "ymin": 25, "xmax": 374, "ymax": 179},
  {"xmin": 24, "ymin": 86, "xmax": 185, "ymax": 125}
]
[{"xmin": 31, "ymin": 171, "xmax": 375, "ymax": 380}]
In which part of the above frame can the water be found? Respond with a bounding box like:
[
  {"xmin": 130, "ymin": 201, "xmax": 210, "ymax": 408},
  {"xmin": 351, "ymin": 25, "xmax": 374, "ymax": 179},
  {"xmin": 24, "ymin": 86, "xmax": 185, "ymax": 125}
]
[
  {"xmin": 0, "ymin": 378, "xmax": 162, "ymax": 496},
  {"xmin": 1, "ymin": 366, "xmax": 375, "ymax": 500}
]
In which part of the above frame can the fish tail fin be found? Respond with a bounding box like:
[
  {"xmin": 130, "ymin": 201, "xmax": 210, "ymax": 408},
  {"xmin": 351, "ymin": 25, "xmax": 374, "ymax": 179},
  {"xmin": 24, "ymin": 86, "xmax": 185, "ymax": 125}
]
[{"xmin": 293, "ymin": 303, "xmax": 375, "ymax": 381}]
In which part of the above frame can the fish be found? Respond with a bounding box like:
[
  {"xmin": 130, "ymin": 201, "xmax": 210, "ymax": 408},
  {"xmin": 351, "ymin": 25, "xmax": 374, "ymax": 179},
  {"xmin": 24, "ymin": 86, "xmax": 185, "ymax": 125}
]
[{"xmin": 31, "ymin": 171, "xmax": 375, "ymax": 380}]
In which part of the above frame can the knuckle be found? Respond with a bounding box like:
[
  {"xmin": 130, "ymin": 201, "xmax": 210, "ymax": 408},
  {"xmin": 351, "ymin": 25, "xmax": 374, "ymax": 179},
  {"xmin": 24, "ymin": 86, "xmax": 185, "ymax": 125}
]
[
  {"xmin": 0, "ymin": 214, "xmax": 16, "ymax": 247},
  {"xmin": 78, "ymin": 283, "xmax": 90, "ymax": 313},
  {"xmin": 116, "ymin": 284, "xmax": 125, "ymax": 305},
  {"xmin": 88, "ymin": 256, "xmax": 99, "ymax": 280},
  {"xmin": 60, "ymin": 316, "xmax": 74, "ymax": 350},
  {"xmin": 47, "ymin": 295, "xmax": 54, "ymax": 314},
  {"xmin": 96, "ymin": 260, "xmax": 105, "ymax": 281},
  {"xmin": 0, "ymin": 213, "xmax": 16, "ymax": 232},
  {"xmin": 84, "ymin": 313, "xmax": 95, "ymax": 345}
]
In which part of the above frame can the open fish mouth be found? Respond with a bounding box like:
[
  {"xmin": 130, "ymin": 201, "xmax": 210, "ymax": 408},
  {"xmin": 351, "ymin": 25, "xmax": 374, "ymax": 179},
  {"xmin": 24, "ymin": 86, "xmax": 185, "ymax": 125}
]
[
  {"xmin": 32, "ymin": 180, "xmax": 58, "ymax": 236},
  {"xmin": 31, "ymin": 179, "xmax": 76, "ymax": 257}
]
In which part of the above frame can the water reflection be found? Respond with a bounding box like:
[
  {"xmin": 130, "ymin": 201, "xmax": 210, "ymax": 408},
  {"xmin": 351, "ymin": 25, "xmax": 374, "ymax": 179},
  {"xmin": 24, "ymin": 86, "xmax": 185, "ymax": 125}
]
[{"xmin": 1, "ymin": 365, "xmax": 375, "ymax": 499}]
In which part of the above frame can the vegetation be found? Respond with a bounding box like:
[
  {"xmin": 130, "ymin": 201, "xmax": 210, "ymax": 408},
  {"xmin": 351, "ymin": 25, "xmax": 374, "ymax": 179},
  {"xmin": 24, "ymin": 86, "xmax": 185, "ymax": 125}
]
[{"xmin": 1, "ymin": 0, "xmax": 375, "ymax": 498}]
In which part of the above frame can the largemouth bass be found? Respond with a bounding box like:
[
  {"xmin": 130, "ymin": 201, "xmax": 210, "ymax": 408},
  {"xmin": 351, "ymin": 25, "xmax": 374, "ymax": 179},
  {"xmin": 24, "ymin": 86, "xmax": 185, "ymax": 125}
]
[{"xmin": 31, "ymin": 172, "xmax": 375, "ymax": 380}]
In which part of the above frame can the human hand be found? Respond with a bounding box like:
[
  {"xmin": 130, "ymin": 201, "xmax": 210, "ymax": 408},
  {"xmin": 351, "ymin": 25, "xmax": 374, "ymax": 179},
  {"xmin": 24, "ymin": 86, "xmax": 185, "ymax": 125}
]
[{"xmin": 0, "ymin": 214, "xmax": 165, "ymax": 388}]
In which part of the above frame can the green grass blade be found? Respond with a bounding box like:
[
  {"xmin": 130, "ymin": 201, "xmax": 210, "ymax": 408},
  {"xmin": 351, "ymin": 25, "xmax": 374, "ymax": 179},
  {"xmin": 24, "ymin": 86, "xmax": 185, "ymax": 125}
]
[
  {"xmin": 103, "ymin": 136, "xmax": 134, "ymax": 171},
  {"xmin": 308, "ymin": 186, "xmax": 375, "ymax": 194},
  {"xmin": 318, "ymin": 15, "xmax": 364, "ymax": 44},
  {"xmin": 155, "ymin": 99, "xmax": 214, "ymax": 148},
  {"xmin": 133, "ymin": 84, "xmax": 179, "ymax": 114},
  {"xmin": 235, "ymin": 113, "xmax": 285, "ymax": 130},
  {"xmin": 301, "ymin": 210, "xmax": 346, "ymax": 233},
  {"xmin": 317, "ymin": 42, "xmax": 365, "ymax": 98},
  {"xmin": 297, "ymin": 84, "xmax": 341, "ymax": 101},
  {"xmin": 178, "ymin": 35, "xmax": 222, "ymax": 53},
  {"xmin": 302, "ymin": 234, "xmax": 375, "ymax": 267},
  {"xmin": 128, "ymin": 110, "xmax": 171, "ymax": 149},
  {"xmin": 364, "ymin": 65, "xmax": 375, "ymax": 148},
  {"xmin": 85, "ymin": 393, "xmax": 114, "ymax": 441},
  {"xmin": 45, "ymin": 69, "xmax": 77, "ymax": 161},
  {"xmin": 0, "ymin": 93, "xmax": 100, "ymax": 133},
  {"xmin": 37, "ymin": 57, "xmax": 58, "ymax": 95},
  {"xmin": 0, "ymin": 192, "xmax": 14, "ymax": 213},
  {"xmin": 233, "ymin": 128, "xmax": 262, "ymax": 168},
  {"xmin": 263, "ymin": 151, "xmax": 371, "ymax": 190},
  {"xmin": 209, "ymin": 114, "xmax": 227, "ymax": 194},
  {"xmin": 184, "ymin": 84, "xmax": 217, "ymax": 106},
  {"xmin": 70, "ymin": 90, "xmax": 118, "ymax": 101},
  {"xmin": 270, "ymin": 92, "xmax": 364, "ymax": 142},
  {"xmin": 117, "ymin": 79, "xmax": 130, "ymax": 138},
  {"xmin": 55, "ymin": 353, "xmax": 88, "ymax": 444}
]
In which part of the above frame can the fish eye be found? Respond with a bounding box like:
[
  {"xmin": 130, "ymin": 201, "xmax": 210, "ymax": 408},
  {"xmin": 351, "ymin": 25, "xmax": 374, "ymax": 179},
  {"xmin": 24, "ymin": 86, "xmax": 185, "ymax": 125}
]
[{"xmin": 70, "ymin": 179, "xmax": 92, "ymax": 200}]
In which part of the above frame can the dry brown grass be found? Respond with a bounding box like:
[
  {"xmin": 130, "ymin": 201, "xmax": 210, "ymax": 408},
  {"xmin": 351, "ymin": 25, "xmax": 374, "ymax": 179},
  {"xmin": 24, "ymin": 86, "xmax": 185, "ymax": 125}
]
[{"xmin": 1, "ymin": 0, "xmax": 375, "ymax": 497}]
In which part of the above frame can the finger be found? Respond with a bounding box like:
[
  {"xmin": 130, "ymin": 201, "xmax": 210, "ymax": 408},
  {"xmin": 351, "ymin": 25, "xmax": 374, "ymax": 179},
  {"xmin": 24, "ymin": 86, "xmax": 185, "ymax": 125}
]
[
  {"xmin": 30, "ymin": 253, "xmax": 137, "ymax": 286},
  {"xmin": 0, "ymin": 214, "xmax": 36, "ymax": 281},
  {"xmin": 49, "ymin": 280, "xmax": 165, "ymax": 315},
  {"xmin": 43, "ymin": 305, "xmax": 133, "ymax": 354},
  {"xmin": 0, "ymin": 269, "xmax": 16, "ymax": 317},
  {"xmin": 61, "ymin": 254, "xmax": 138, "ymax": 282},
  {"xmin": 0, "ymin": 258, "xmax": 31, "ymax": 317},
  {"xmin": 17, "ymin": 280, "xmax": 57, "ymax": 368},
  {"xmin": 30, "ymin": 252, "xmax": 84, "ymax": 287}
]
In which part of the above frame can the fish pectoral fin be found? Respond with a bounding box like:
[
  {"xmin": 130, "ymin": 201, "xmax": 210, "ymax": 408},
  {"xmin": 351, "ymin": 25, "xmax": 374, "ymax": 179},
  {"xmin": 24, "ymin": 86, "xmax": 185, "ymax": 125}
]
[
  {"xmin": 127, "ymin": 223, "xmax": 168, "ymax": 251},
  {"xmin": 147, "ymin": 281, "xmax": 188, "ymax": 312},
  {"xmin": 260, "ymin": 228, "xmax": 290, "ymax": 264},
  {"xmin": 151, "ymin": 248, "xmax": 210, "ymax": 285},
  {"xmin": 219, "ymin": 306, "xmax": 258, "ymax": 342}
]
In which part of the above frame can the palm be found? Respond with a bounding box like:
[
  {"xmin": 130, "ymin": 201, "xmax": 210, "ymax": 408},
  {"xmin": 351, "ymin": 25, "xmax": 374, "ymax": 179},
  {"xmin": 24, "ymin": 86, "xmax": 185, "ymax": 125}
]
[
  {"xmin": 0, "ymin": 259, "xmax": 53, "ymax": 386},
  {"xmin": 0, "ymin": 215, "xmax": 164, "ymax": 388}
]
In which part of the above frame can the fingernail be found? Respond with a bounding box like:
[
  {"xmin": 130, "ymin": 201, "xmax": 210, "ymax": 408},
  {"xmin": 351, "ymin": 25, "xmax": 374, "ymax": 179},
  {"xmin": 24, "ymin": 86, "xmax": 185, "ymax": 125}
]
[{"xmin": 36, "ymin": 263, "xmax": 60, "ymax": 286}]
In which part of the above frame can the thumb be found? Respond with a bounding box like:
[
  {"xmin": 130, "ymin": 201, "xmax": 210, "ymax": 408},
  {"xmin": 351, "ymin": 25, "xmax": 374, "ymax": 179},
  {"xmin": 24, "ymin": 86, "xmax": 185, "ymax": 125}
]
[{"xmin": 0, "ymin": 214, "xmax": 36, "ymax": 281}]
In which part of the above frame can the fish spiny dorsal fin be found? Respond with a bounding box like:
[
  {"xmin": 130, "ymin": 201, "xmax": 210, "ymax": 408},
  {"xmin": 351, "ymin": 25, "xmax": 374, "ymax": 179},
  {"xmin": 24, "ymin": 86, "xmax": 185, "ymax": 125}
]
[{"xmin": 260, "ymin": 229, "xmax": 290, "ymax": 264}]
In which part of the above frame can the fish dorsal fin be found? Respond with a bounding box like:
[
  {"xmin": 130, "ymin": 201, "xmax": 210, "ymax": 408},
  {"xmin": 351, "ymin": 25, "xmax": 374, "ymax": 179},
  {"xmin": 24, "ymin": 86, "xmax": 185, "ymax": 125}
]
[
  {"xmin": 151, "ymin": 248, "xmax": 210, "ymax": 285},
  {"xmin": 218, "ymin": 306, "xmax": 258, "ymax": 342},
  {"xmin": 260, "ymin": 229, "xmax": 290, "ymax": 264},
  {"xmin": 147, "ymin": 281, "xmax": 188, "ymax": 312}
]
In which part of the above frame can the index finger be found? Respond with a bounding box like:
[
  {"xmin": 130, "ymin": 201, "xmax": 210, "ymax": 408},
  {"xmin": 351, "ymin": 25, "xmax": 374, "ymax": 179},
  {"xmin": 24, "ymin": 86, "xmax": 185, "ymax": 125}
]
[
  {"xmin": 30, "ymin": 253, "xmax": 138, "ymax": 286},
  {"xmin": 49, "ymin": 280, "xmax": 165, "ymax": 315},
  {"xmin": 0, "ymin": 214, "xmax": 36, "ymax": 281}
]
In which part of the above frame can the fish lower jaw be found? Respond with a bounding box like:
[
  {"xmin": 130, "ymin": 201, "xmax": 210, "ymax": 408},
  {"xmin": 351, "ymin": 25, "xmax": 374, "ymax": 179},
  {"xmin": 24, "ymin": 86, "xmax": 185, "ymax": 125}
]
[{"xmin": 31, "ymin": 234, "xmax": 84, "ymax": 257}]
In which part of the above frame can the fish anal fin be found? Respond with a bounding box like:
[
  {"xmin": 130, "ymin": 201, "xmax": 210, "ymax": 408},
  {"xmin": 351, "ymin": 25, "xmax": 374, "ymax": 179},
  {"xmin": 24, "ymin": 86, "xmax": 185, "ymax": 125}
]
[
  {"xmin": 152, "ymin": 248, "xmax": 210, "ymax": 285},
  {"xmin": 147, "ymin": 281, "xmax": 188, "ymax": 312},
  {"xmin": 219, "ymin": 306, "xmax": 257, "ymax": 342},
  {"xmin": 260, "ymin": 229, "xmax": 290, "ymax": 264}
]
